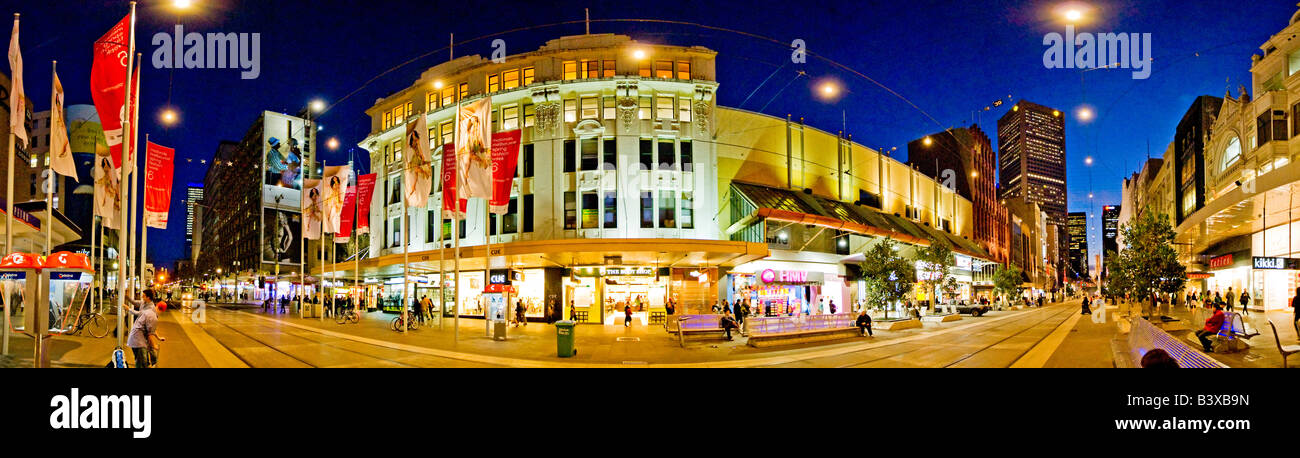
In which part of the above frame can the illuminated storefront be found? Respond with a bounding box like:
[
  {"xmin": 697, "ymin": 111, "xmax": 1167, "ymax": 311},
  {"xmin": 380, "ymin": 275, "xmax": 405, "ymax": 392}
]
[{"xmin": 728, "ymin": 260, "xmax": 844, "ymax": 316}]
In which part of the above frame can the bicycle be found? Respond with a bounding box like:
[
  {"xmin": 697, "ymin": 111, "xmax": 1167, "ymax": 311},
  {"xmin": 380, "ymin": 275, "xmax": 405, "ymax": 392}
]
[
  {"xmin": 390, "ymin": 312, "xmax": 419, "ymax": 332},
  {"xmin": 335, "ymin": 307, "xmax": 360, "ymax": 325},
  {"xmin": 66, "ymin": 309, "xmax": 110, "ymax": 338}
]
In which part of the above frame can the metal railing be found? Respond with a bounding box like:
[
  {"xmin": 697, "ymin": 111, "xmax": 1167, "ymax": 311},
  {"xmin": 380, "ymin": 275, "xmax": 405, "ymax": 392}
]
[
  {"xmin": 1126, "ymin": 315, "xmax": 1227, "ymax": 368},
  {"xmin": 746, "ymin": 313, "xmax": 856, "ymax": 337}
]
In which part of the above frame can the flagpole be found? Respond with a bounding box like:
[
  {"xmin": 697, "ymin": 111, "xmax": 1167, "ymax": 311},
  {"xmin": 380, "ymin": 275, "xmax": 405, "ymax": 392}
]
[
  {"xmin": 319, "ymin": 161, "xmax": 325, "ymax": 324},
  {"xmin": 453, "ymin": 102, "xmax": 461, "ymax": 343},
  {"xmin": 140, "ymin": 133, "xmax": 151, "ymax": 295},
  {"xmin": 44, "ymin": 60, "xmax": 56, "ymax": 258},
  {"xmin": 402, "ymin": 194, "xmax": 408, "ymax": 335},
  {"xmin": 438, "ymin": 161, "xmax": 445, "ymax": 331},
  {"xmin": 115, "ymin": 2, "xmax": 137, "ymax": 347}
]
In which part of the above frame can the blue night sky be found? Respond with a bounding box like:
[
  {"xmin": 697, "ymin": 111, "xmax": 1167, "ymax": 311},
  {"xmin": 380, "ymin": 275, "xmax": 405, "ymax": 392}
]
[{"xmin": 6, "ymin": 0, "xmax": 1297, "ymax": 270}]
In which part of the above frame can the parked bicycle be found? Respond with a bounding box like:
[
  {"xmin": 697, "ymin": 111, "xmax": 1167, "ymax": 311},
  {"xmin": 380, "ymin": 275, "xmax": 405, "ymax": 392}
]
[
  {"xmin": 336, "ymin": 307, "xmax": 361, "ymax": 325},
  {"xmin": 390, "ymin": 312, "xmax": 419, "ymax": 332},
  {"xmin": 64, "ymin": 303, "xmax": 110, "ymax": 338}
]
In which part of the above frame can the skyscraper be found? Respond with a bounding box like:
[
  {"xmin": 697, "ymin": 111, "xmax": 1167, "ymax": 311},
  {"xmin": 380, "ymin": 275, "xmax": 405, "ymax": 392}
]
[
  {"xmin": 1067, "ymin": 212, "xmax": 1088, "ymax": 280},
  {"xmin": 1101, "ymin": 205, "xmax": 1120, "ymax": 269},
  {"xmin": 1173, "ymin": 95, "xmax": 1223, "ymax": 224},
  {"xmin": 907, "ymin": 124, "xmax": 1008, "ymax": 264},
  {"xmin": 186, "ymin": 183, "xmax": 204, "ymax": 257},
  {"xmin": 998, "ymin": 100, "xmax": 1067, "ymax": 280}
]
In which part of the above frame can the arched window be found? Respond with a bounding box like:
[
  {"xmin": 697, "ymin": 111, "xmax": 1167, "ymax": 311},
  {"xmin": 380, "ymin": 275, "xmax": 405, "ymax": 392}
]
[{"xmin": 1221, "ymin": 136, "xmax": 1241, "ymax": 172}]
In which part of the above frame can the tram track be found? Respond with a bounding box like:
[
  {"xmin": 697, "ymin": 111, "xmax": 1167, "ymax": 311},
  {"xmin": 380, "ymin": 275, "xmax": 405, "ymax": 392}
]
[{"xmin": 203, "ymin": 306, "xmax": 421, "ymax": 368}]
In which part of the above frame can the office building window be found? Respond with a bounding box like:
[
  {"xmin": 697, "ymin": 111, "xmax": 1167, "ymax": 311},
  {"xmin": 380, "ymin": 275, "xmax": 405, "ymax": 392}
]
[
  {"xmin": 580, "ymin": 138, "xmax": 599, "ymax": 170},
  {"xmin": 502, "ymin": 69, "xmax": 520, "ymax": 89},
  {"xmin": 502, "ymin": 106, "xmax": 519, "ymax": 131},
  {"xmin": 659, "ymin": 191, "xmax": 676, "ymax": 228},
  {"xmin": 564, "ymin": 140, "xmax": 576, "ymax": 172},
  {"xmin": 487, "ymin": 74, "xmax": 501, "ymax": 93},
  {"xmin": 639, "ymin": 139, "xmax": 653, "ymax": 170},
  {"xmin": 603, "ymin": 138, "xmax": 617, "ymax": 171},
  {"xmin": 581, "ymin": 97, "xmax": 599, "ymax": 120},
  {"xmin": 602, "ymin": 60, "xmax": 616, "ymax": 78},
  {"xmin": 638, "ymin": 96, "xmax": 651, "ymax": 120},
  {"xmin": 677, "ymin": 61, "xmax": 691, "ymax": 80},
  {"xmin": 523, "ymin": 144, "xmax": 535, "ymax": 178},
  {"xmin": 655, "ymin": 60, "xmax": 673, "ymax": 79},
  {"xmin": 582, "ymin": 192, "xmax": 600, "ymax": 229},
  {"xmin": 503, "ymin": 197, "xmax": 519, "ymax": 234},
  {"xmin": 641, "ymin": 192, "xmax": 654, "ymax": 228},
  {"xmin": 564, "ymin": 99, "xmax": 577, "ymax": 123},
  {"xmin": 681, "ymin": 192, "xmax": 694, "ymax": 229},
  {"xmin": 522, "ymin": 67, "xmax": 535, "ymax": 86},
  {"xmin": 657, "ymin": 96, "xmax": 675, "ymax": 120},
  {"xmin": 680, "ymin": 141, "xmax": 693, "ymax": 172},
  {"xmin": 522, "ymin": 194, "xmax": 534, "ymax": 233},
  {"xmin": 523, "ymin": 104, "xmax": 535, "ymax": 128},
  {"xmin": 564, "ymin": 192, "xmax": 576, "ymax": 229},
  {"xmin": 658, "ymin": 140, "xmax": 676, "ymax": 171},
  {"xmin": 604, "ymin": 192, "xmax": 617, "ymax": 229},
  {"xmin": 563, "ymin": 61, "xmax": 578, "ymax": 80}
]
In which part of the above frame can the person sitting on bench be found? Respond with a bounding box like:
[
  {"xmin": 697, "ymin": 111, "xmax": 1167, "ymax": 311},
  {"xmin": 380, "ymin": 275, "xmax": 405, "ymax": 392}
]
[
  {"xmin": 719, "ymin": 310, "xmax": 740, "ymax": 341},
  {"xmin": 1195, "ymin": 304, "xmax": 1226, "ymax": 353},
  {"xmin": 856, "ymin": 310, "xmax": 873, "ymax": 337}
]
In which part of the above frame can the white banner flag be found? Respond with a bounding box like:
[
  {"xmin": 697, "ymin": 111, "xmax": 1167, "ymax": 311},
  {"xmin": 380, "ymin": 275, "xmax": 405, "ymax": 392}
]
[
  {"xmin": 50, "ymin": 72, "xmax": 76, "ymax": 181},
  {"xmin": 93, "ymin": 155, "xmax": 120, "ymax": 229},
  {"xmin": 321, "ymin": 165, "xmax": 350, "ymax": 234},
  {"xmin": 403, "ymin": 116, "xmax": 432, "ymax": 208},
  {"xmin": 302, "ymin": 178, "xmax": 322, "ymax": 240},
  {"xmin": 7, "ymin": 16, "xmax": 26, "ymax": 144},
  {"xmin": 456, "ymin": 97, "xmax": 492, "ymax": 200}
]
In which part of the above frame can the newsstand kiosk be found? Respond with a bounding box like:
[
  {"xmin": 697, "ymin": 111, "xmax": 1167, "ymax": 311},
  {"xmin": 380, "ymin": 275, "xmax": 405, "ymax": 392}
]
[{"xmin": 1, "ymin": 252, "xmax": 44, "ymax": 367}]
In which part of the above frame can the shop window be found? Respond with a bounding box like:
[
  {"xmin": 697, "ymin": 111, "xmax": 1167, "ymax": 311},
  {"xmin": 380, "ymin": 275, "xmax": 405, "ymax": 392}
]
[
  {"xmin": 581, "ymin": 97, "xmax": 599, "ymax": 120},
  {"xmin": 677, "ymin": 61, "xmax": 691, "ymax": 80},
  {"xmin": 603, "ymin": 138, "xmax": 617, "ymax": 171},
  {"xmin": 604, "ymin": 192, "xmax": 617, "ymax": 229},
  {"xmin": 639, "ymin": 139, "xmax": 653, "ymax": 171},
  {"xmin": 564, "ymin": 99, "xmax": 577, "ymax": 123},
  {"xmin": 563, "ymin": 61, "xmax": 578, "ymax": 80},
  {"xmin": 602, "ymin": 60, "xmax": 616, "ymax": 78},
  {"xmin": 523, "ymin": 144, "xmax": 535, "ymax": 178},
  {"xmin": 564, "ymin": 192, "xmax": 577, "ymax": 229},
  {"xmin": 681, "ymin": 192, "xmax": 694, "ymax": 229},
  {"xmin": 656, "ymin": 96, "xmax": 675, "ymax": 120},
  {"xmin": 641, "ymin": 191, "xmax": 654, "ymax": 228},
  {"xmin": 658, "ymin": 140, "xmax": 676, "ymax": 171},
  {"xmin": 581, "ymin": 138, "xmax": 599, "ymax": 170},
  {"xmin": 582, "ymin": 192, "xmax": 600, "ymax": 229},
  {"xmin": 658, "ymin": 191, "xmax": 676, "ymax": 228},
  {"xmin": 655, "ymin": 60, "xmax": 673, "ymax": 79},
  {"xmin": 680, "ymin": 141, "xmax": 693, "ymax": 172},
  {"xmin": 522, "ymin": 67, "xmax": 535, "ymax": 86},
  {"xmin": 522, "ymin": 194, "xmax": 534, "ymax": 233},
  {"xmin": 502, "ymin": 69, "xmax": 520, "ymax": 89},
  {"xmin": 564, "ymin": 140, "xmax": 576, "ymax": 172},
  {"xmin": 523, "ymin": 104, "xmax": 535, "ymax": 128}
]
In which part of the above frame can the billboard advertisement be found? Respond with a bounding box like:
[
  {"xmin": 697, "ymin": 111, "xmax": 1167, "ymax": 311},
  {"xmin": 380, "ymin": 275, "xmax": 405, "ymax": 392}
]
[
  {"xmin": 262, "ymin": 208, "xmax": 302, "ymax": 265},
  {"xmin": 262, "ymin": 111, "xmax": 307, "ymax": 193}
]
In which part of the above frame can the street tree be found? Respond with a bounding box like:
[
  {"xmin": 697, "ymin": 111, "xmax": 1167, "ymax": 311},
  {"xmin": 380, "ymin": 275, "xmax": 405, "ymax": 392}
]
[
  {"xmin": 992, "ymin": 264, "xmax": 1024, "ymax": 308},
  {"xmin": 860, "ymin": 238, "xmax": 916, "ymax": 319},
  {"xmin": 915, "ymin": 239, "xmax": 955, "ymax": 312},
  {"xmin": 1108, "ymin": 212, "xmax": 1186, "ymax": 317}
]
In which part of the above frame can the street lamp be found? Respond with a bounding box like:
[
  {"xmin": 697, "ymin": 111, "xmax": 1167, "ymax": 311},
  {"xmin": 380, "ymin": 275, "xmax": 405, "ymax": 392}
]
[
  {"xmin": 160, "ymin": 108, "xmax": 179, "ymax": 126},
  {"xmin": 173, "ymin": 0, "xmax": 193, "ymax": 9},
  {"xmin": 326, "ymin": 137, "xmax": 340, "ymax": 151}
]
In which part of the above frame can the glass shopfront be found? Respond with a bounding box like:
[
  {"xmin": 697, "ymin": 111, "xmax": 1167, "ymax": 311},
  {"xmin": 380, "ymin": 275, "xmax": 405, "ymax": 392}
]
[
  {"xmin": 729, "ymin": 270, "xmax": 824, "ymax": 316},
  {"xmin": 602, "ymin": 267, "xmax": 666, "ymax": 326}
]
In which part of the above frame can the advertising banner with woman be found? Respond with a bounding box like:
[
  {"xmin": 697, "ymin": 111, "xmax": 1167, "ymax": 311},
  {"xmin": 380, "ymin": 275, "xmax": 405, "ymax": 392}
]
[
  {"xmin": 403, "ymin": 116, "xmax": 432, "ymax": 208},
  {"xmin": 456, "ymin": 97, "xmax": 492, "ymax": 200}
]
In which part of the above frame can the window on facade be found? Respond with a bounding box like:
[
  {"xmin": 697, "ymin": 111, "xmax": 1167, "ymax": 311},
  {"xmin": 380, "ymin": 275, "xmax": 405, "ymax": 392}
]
[
  {"xmin": 1293, "ymin": 103, "xmax": 1300, "ymax": 139},
  {"xmin": 427, "ymin": 209, "xmax": 437, "ymax": 242},
  {"xmin": 639, "ymin": 60, "xmax": 651, "ymax": 78},
  {"xmin": 503, "ymin": 70, "xmax": 520, "ymax": 89},
  {"xmin": 563, "ymin": 61, "xmax": 577, "ymax": 80},
  {"xmin": 580, "ymin": 138, "xmax": 599, "ymax": 171},
  {"xmin": 659, "ymin": 191, "xmax": 677, "ymax": 228},
  {"xmin": 677, "ymin": 61, "xmax": 691, "ymax": 80},
  {"xmin": 502, "ymin": 106, "xmax": 519, "ymax": 131},
  {"xmin": 655, "ymin": 60, "xmax": 673, "ymax": 79},
  {"xmin": 427, "ymin": 92, "xmax": 438, "ymax": 112},
  {"xmin": 641, "ymin": 192, "xmax": 654, "ymax": 228},
  {"xmin": 1221, "ymin": 136, "xmax": 1241, "ymax": 171},
  {"xmin": 1272, "ymin": 110, "xmax": 1289, "ymax": 143},
  {"xmin": 383, "ymin": 112, "xmax": 392, "ymax": 130},
  {"xmin": 522, "ymin": 194, "xmax": 534, "ymax": 233},
  {"xmin": 441, "ymin": 87, "xmax": 456, "ymax": 107},
  {"xmin": 604, "ymin": 192, "xmax": 617, "ymax": 229},
  {"xmin": 388, "ymin": 176, "xmax": 402, "ymax": 205},
  {"xmin": 656, "ymin": 96, "xmax": 675, "ymax": 120},
  {"xmin": 638, "ymin": 97, "xmax": 651, "ymax": 120},
  {"xmin": 564, "ymin": 192, "xmax": 577, "ymax": 229},
  {"xmin": 391, "ymin": 139, "xmax": 403, "ymax": 163},
  {"xmin": 584, "ymin": 60, "xmax": 601, "ymax": 79},
  {"xmin": 523, "ymin": 144, "xmax": 534, "ymax": 177},
  {"xmin": 487, "ymin": 74, "xmax": 501, "ymax": 93},
  {"xmin": 440, "ymin": 121, "xmax": 454, "ymax": 147},
  {"xmin": 564, "ymin": 99, "xmax": 577, "ymax": 123},
  {"xmin": 523, "ymin": 104, "xmax": 535, "ymax": 128},
  {"xmin": 459, "ymin": 83, "xmax": 468, "ymax": 100},
  {"xmin": 680, "ymin": 98, "xmax": 692, "ymax": 123},
  {"xmin": 389, "ymin": 216, "xmax": 401, "ymax": 248},
  {"xmin": 681, "ymin": 192, "xmax": 694, "ymax": 229},
  {"xmin": 658, "ymin": 140, "xmax": 676, "ymax": 171},
  {"xmin": 582, "ymin": 192, "xmax": 600, "ymax": 228},
  {"xmin": 603, "ymin": 96, "xmax": 616, "ymax": 120},
  {"xmin": 581, "ymin": 97, "xmax": 599, "ymax": 120},
  {"xmin": 442, "ymin": 219, "xmax": 452, "ymax": 242},
  {"xmin": 564, "ymin": 140, "xmax": 576, "ymax": 172},
  {"xmin": 603, "ymin": 138, "xmax": 617, "ymax": 171},
  {"xmin": 680, "ymin": 141, "xmax": 693, "ymax": 172},
  {"xmin": 503, "ymin": 197, "xmax": 519, "ymax": 234},
  {"xmin": 602, "ymin": 60, "xmax": 616, "ymax": 78},
  {"xmin": 639, "ymin": 139, "xmax": 653, "ymax": 171},
  {"xmin": 522, "ymin": 67, "xmax": 535, "ymax": 86},
  {"xmin": 491, "ymin": 109, "xmax": 499, "ymax": 132}
]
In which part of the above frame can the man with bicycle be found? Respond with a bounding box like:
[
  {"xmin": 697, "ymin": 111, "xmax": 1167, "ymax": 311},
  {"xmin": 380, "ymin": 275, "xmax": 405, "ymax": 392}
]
[{"xmin": 125, "ymin": 289, "xmax": 165, "ymax": 368}]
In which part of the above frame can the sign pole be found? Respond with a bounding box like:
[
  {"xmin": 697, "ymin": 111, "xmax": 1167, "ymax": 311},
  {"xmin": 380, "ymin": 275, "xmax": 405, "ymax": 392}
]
[
  {"xmin": 115, "ymin": 3, "xmax": 137, "ymax": 348},
  {"xmin": 44, "ymin": 60, "xmax": 55, "ymax": 258},
  {"xmin": 139, "ymin": 133, "xmax": 150, "ymax": 294},
  {"xmin": 402, "ymin": 200, "xmax": 408, "ymax": 334}
]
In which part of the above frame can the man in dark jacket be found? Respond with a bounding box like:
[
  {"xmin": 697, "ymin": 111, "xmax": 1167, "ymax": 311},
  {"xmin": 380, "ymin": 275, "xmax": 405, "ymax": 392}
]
[
  {"xmin": 856, "ymin": 310, "xmax": 873, "ymax": 336},
  {"xmin": 719, "ymin": 310, "xmax": 739, "ymax": 340}
]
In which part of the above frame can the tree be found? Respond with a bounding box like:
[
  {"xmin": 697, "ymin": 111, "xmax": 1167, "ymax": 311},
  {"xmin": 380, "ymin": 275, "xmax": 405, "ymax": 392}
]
[
  {"xmin": 915, "ymin": 239, "xmax": 955, "ymax": 312},
  {"xmin": 1108, "ymin": 212, "xmax": 1186, "ymax": 318},
  {"xmin": 860, "ymin": 238, "xmax": 916, "ymax": 319},
  {"xmin": 992, "ymin": 264, "xmax": 1024, "ymax": 308}
]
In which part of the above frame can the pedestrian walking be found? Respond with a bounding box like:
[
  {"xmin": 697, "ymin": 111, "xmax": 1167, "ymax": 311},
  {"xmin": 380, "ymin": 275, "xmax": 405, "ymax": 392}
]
[
  {"xmin": 1291, "ymin": 287, "xmax": 1300, "ymax": 326},
  {"xmin": 829, "ymin": 300, "xmax": 837, "ymax": 314},
  {"xmin": 624, "ymin": 304, "xmax": 633, "ymax": 327},
  {"xmin": 1238, "ymin": 291, "xmax": 1250, "ymax": 315},
  {"xmin": 1081, "ymin": 295, "xmax": 1092, "ymax": 315},
  {"xmin": 1225, "ymin": 288, "xmax": 1235, "ymax": 312},
  {"xmin": 515, "ymin": 299, "xmax": 527, "ymax": 327}
]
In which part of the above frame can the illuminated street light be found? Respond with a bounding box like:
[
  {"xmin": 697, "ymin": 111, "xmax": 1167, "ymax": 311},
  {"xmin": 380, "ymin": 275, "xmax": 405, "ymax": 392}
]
[
  {"xmin": 310, "ymin": 99, "xmax": 326, "ymax": 113},
  {"xmin": 1076, "ymin": 106, "xmax": 1095, "ymax": 122},
  {"xmin": 326, "ymin": 138, "xmax": 340, "ymax": 150},
  {"xmin": 1085, "ymin": 156, "xmax": 1093, "ymax": 166},
  {"xmin": 1065, "ymin": 9, "xmax": 1082, "ymax": 22},
  {"xmin": 173, "ymin": 0, "xmax": 193, "ymax": 9},
  {"xmin": 160, "ymin": 108, "xmax": 179, "ymax": 125},
  {"xmin": 433, "ymin": 80, "xmax": 444, "ymax": 89},
  {"xmin": 923, "ymin": 136, "xmax": 933, "ymax": 146},
  {"xmin": 632, "ymin": 49, "xmax": 647, "ymax": 60}
]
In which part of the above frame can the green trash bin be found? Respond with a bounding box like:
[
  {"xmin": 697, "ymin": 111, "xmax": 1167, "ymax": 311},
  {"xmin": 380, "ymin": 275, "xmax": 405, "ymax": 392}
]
[{"xmin": 555, "ymin": 320, "xmax": 577, "ymax": 357}]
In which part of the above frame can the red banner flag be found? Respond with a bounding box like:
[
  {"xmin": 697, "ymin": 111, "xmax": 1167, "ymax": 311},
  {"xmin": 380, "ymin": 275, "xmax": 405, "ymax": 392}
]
[
  {"xmin": 441, "ymin": 143, "xmax": 468, "ymax": 220},
  {"xmin": 356, "ymin": 173, "xmax": 376, "ymax": 235},
  {"xmin": 90, "ymin": 14, "xmax": 137, "ymax": 169},
  {"xmin": 335, "ymin": 182, "xmax": 356, "ymax": 242},
  {"xmin": 143, "ymin": 141, "xmax": 174, "ymax": 229},
  {"xmin": 489, "ymin": 130, "xmax": 522, "ymax": 214}
]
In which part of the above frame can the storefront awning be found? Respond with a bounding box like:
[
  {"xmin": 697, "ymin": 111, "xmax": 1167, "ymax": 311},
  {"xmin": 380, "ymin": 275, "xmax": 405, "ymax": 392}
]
[{"xmin": 314, "ymin": 238, "xmax": 769, "ymax": 279}]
